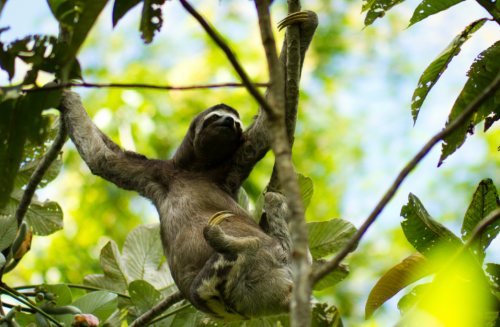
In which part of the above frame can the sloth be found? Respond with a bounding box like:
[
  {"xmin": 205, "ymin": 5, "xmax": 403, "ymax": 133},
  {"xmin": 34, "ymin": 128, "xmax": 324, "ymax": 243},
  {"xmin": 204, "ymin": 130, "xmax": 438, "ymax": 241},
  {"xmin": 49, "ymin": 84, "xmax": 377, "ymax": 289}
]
[{"xmin": 59, "ymin": 11, "xmax": 317, "ymax": 322}]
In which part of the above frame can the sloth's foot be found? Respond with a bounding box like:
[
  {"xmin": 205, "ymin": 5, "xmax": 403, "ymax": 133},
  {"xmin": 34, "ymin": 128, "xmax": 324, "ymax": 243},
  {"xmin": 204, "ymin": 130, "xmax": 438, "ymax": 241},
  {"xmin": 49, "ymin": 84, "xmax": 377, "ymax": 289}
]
[
  {"xmin": 277, "ymin": 11, "xmax": 309, "ymax": 31},
  {"xmin": 204, "ymin": 211, "xmax": 260, "ymax": 254},
  {"xmin": 207, "ymin": 210, "xmax": 234, "ymax": 226}
]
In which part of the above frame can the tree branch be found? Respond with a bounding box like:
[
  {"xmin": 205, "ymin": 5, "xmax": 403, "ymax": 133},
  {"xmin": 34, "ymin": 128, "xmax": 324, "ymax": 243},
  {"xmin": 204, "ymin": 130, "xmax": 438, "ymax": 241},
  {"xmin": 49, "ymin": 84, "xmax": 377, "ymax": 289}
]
[
  {"xmin": 254, "ymin": 1, "xmax": 310, "ymax": 327},
  {"xmin": 129, "ymin": 291, "xmax": 184, "ymax": 327},
  {"xmin": 311, "ymin": 69, "xmax": 500, "ymax": 286},
  {"xmin": 22, "ymin": 82, "xmax": 268, "ymax": 93}
]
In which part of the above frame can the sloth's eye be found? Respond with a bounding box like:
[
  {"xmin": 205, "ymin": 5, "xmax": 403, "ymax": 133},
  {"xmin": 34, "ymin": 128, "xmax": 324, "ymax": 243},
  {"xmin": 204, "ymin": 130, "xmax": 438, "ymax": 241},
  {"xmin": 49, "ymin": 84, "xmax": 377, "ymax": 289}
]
[{"xmin": 211, "ymin": 114, "xmax": 220, "ymax": 120}]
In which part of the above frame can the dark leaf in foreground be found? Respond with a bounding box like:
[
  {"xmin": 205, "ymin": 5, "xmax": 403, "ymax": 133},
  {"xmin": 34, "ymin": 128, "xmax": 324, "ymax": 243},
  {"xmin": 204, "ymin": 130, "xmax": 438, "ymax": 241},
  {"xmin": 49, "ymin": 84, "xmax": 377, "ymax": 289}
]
[
  {"xmin": 113, "ymin": 0, "xmax": 141, "ymax": 27},
  {"xmin": 140, "ymin": 0, "xmax": 165, "ymax": 44},
  {"xmin": 411, "ymin": 18, "xmax": 487, "ymax": 123},
  {"xmin": 461, "ymin": 179, "xmax": 500, "ymax": 263},
  {"xmin": 408, "ymin": 0, "xmax": 466, "ymax": 27},
  {"xmin": 362, "ymin": 0, "xmax": 405, "ymax": 27},
  {"xmin": 439, "ymin": 41, "xmax": 500, "ymax": 166}
]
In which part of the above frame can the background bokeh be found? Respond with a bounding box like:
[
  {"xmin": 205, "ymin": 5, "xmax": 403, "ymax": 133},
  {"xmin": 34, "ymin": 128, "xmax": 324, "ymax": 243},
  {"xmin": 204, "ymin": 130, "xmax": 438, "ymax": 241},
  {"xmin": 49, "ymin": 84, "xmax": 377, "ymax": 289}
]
[{"xmin": 2, "ymin": 0, "xmax": 500, "ymax": 325}]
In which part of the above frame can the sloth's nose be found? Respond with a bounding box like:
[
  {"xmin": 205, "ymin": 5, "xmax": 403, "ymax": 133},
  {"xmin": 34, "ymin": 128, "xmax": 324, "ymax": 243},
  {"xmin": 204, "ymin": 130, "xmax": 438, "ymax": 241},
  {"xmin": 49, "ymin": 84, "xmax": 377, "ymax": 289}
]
[{"xmin": 221, "ymin": 116, "xmax": 234, "ymax": 126}]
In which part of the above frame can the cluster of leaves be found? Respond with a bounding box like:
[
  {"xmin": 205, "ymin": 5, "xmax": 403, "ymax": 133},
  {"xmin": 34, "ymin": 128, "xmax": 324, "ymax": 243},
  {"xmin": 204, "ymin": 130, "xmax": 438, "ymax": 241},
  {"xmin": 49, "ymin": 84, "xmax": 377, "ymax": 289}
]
[
  {"xmin": 365, "ymin": 178, "xmax": 500, "ymax": 325},
  {"xmin": 362, "ymin": 0, "xmax": 500, "ymax": 166}
]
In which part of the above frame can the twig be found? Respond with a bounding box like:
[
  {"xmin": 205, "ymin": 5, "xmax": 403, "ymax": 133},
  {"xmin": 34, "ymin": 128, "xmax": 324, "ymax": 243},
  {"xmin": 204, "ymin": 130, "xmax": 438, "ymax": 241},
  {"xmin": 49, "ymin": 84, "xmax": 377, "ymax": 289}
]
[
  {"xmin": 13, "ymin": 284, "xmax": 131, "ymax": 300},
  {"xmin": 253, "ymin": 1, "xmax": 310, "ymax": 327},
  {"xmin": 129, "ymin": 291, "xmax": 185, "ymax": 327},
  {"xmin": 146, "ymin": 304, "xmax": 192, "ymax": 326},
  {"xmin": 21, "ymin": 82, "xmax": 268, "ymax": 93},
  {"xmin": 0, "ymin": 287, "xmax": 64, "ymax": 327},
  {"xmin": 178, "ymin": 0, "xmax": 275, "ymax": 116},
  {"xmin": 2, "ymin": 302, "xmax": 36, "ymax": 313},
  {"xmin": 1, "ymin": 284, "xmax": 36, "ymax": 305},
  {"xmin": 14, "ymin": 116, "xmax": 67, "ymax": 228},
  {"xmin": 311, "ymin": 70, "xmax": 500, "ymax": 286}
]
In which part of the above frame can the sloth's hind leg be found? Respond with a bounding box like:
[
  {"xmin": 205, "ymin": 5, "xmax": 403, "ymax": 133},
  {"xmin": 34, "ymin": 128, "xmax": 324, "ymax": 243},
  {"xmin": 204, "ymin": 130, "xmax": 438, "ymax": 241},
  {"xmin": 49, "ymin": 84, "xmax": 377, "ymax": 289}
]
[{"xmin": 190, "ymin": 211, "xmax": 261, "ymax": 321}]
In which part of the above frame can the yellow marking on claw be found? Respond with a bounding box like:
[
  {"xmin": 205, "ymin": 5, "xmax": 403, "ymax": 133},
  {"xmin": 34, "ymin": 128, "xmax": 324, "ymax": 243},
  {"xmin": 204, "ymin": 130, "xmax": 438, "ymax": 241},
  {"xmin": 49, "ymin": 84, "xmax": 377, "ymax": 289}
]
[
  {"xmin": 277, "ymin": 12, "xmax": 309, "ymax": 31},
  {"xmin": 208, "ymin": 211, "xmax": 234, "ymax": 226}
]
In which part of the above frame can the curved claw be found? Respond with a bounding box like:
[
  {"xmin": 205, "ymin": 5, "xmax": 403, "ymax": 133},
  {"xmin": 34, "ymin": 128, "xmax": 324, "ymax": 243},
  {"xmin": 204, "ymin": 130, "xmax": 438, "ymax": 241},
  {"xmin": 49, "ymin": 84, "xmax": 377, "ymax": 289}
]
[
  {"xmin": 208, "ymin": 211, "xmax": 235, "ymax": 226},
  {"xmin": 277, "ymin": 11, "xmax": 309, "ymax": 31}
]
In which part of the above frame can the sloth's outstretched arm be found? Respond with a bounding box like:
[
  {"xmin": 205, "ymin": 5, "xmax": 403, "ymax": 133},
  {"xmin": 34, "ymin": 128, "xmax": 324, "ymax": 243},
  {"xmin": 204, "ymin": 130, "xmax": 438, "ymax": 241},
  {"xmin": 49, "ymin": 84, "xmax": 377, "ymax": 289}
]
[
  {"xmin": 59, "ymin": 91, "xmax": 165, "ymax": 200},
  {"xmin": 231, "ymin": 11, "xmax": 318, "ymax": 185}
]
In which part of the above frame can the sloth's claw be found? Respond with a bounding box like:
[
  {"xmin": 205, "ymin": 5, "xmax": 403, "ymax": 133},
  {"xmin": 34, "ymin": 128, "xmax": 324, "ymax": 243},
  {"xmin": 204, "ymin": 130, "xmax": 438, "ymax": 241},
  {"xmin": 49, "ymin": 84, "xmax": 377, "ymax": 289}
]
[
  {"xmin": 208, "ymin": 211, "xmax": 234, "ymax": 226},
  {"xmin": 277, "ymin": 12, "xmax": 309, "ymax": 31}
]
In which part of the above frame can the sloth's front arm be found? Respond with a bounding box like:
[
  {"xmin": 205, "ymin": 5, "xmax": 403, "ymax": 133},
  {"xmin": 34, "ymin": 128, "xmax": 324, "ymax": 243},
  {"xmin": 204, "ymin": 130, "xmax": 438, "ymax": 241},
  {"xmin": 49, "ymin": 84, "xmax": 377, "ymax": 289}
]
[{"xmin": 59, "ymin": 91, "xmax": 166, "ymax": 201}]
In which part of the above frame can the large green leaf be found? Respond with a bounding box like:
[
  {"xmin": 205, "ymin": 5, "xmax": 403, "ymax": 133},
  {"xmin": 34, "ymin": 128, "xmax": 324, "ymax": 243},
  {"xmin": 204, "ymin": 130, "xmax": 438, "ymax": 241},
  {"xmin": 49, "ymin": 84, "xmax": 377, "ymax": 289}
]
[
  {"xmin": 252, "ymin": 192, "xmax": 265, "ymax": 223},
  {"xmin": 140, "ymin": 0, "xmax": 165, "ymax": 44},
  {"xmin": 0, "ymin": 98, "xmax": 26, "ymax": 209},
  {"xmin": 397, "ymin": 283, "xmax": 431, "ymax": 315},
  {"xmin": 408, "ymin": 0, "xmax": 466, "ymax": 27},
  {"xmin": 312, "ymin": 259, "xmax": 349, "ymax": 291},
  {"xmin": 15, "ymin": 154, "xmax": 63, "ymax": 190},
  {"xmin": 362, "ymin": 0, "xmax": 405, "ymax": 26},
  {"xmin": 439, "ymin": 41, "xmax": 500, "ymax": 166},
  {"xmin": 83, "ymin": 274, "xmax": 127, "ymax": 294},
  {"xmin": 297, "ymin": 173, "xmax": 314, "ymax": 211},
  {"xmin": 100, "ymin": 241, "xmax": 129, "ymax": 291},
  {"xmin": 461, "ymin": 179, "xmax": 500, "ymax": 263},
  {"xmin": 401, "ymin": 193, "xmax": 463, "ymax": 259},
  {"xmin": 43, "ymin": 283, "xmax": 73, "ymax": 306},
  {"xmin": 113, "ymin": 0, "xmax": 141, "ymax": 27},
  {"xmin": 15, "ymin": 312, "xmax": 37, "ymax": 326},
  {"xmin": 238, "ymin": 187, "xmax": 251, "ymax": 213},
  {"xmin": 411, "ymin": 19, "xmax": 487, "ymax": 123},
  {"xmin": 486, "ymin": 263, "xmax": 500, "ymax": 286},
  {"xmin": 1, "ymin": 189, "xmax": 64, "ymax": 236},
  {"xmin": 72, "ymin": 291, "xmax": 118, "ymax": 324},
  {"xmin": 0, "ymin": 215, "xmax": 17, "ymax": 251},
  {"xmin": 311, "ymin": 303, "xmax": 343, "ymax": 327},
  {"xmin": 307, "ymin": 218, "xmax": 357, "ymax": 259},
  {"xmin": 122, "ymin": 224, "xmax": 163, "ymax": 283},
  {"xmin": 365, "ymin": 253, "xmax": 439, "ymax": 319},
  {"xmin": 154, "ymin": 261, "xmax": 176, "ymax": 293}
]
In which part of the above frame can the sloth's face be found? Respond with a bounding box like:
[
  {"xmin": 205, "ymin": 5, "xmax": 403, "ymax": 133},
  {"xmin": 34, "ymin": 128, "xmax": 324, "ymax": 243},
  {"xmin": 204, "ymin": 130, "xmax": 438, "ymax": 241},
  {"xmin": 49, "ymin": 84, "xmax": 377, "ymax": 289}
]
[{"xmin": 193, "ymin": 106, "xmax": 243, "ymax": 164}]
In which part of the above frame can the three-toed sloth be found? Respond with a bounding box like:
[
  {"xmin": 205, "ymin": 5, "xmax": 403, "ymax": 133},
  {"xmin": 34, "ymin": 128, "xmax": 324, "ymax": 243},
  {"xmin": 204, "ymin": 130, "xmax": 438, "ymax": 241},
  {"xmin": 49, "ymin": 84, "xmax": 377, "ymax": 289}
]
[{"xmin": 59, "ymin": 11, "xmax": 317, "ymax": 322}]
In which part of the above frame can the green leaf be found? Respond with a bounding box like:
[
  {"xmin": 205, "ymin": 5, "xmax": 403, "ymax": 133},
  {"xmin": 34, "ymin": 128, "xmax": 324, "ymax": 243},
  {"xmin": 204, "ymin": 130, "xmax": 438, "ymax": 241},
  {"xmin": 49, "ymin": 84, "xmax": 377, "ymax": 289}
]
[
  {"xmin": 122, "ymin": 224, "xmax": 163, "ymax": 283},
  {"xmin": 397, "ymin": 283, "xmax": 431, "ymax": 315},
  {"xmin": 461, "ymin": 179, "xmax": 500, "ymax": 263},
  {"xmin": 408, "ymin": 0, "xmax": 466, "ymax": 27},
  {"xmin": 411, "ymin": 19, "xmax": 488, "ymax": 123},
  {"xmin": 84, "ymin": 274, "xmax": 127, "ymax": 294},
  {"xmin": 72, "ymin": 291, "xmax": 118, "ymax": 323},
  {"xmin": 0, "ymin": 253, "xmax": 5, "ymax": 269},
  {"xmin": 1, "ymin": 189, "xmax": 64, "ymax": 236},
  {"xmin": 0, "ymin": 215, "xmax": 17, "ymax": 251},
  {"xmin": 15, "ymin": 312, "xmax": 37, "ymax": 326},
  {"xmin": 0, "ymin": 98, "xmax": 26, "ymax": 209},
  {"xmin": 362, "ymin": 0, "xmax": 405, "ymax": 27},
  {"xmin": 42, "ymin": 283, "xmax": 73, "ymax": 306},
  {"xmin": 15, "ymin": 154, "xmax": 63, "ymax": 190},
  {"xmin": 252, "ymin": 191, "xmax": 265, "ymax": 223},
  {"xmin": 100, "ymin": 241, "xmax": 129, "ymax": 291},
  {"xmin": 439, "ymin": 41, "xmax": 500, "ymax": 166},
  {"xmin": 311, "ymin": 303, "xmax": 343, "ymax": 327},
  {"xmin": 401, "ymin": 193, "xmax": 463, "ymax": 260},
  {"xmin": 297, "ymin": 173, "xmax": 314, "ymax": 211},
  {"xmin": 47, "ymin": 0, "xmax": 83, "ymax": 29},
  {"xmin": 69, "ymin": 0, "xmax": 110, "ymax": 57},
  {"xmin": 140, "ymin": 0, "xmax": 165, "ymax": 44},
  {"xmin": 307, "ymin": 218, "xmax": 358, "ymax": 259},
  {"xmin": 153, "ymin": 261, "xmax": 176, "ymax": 293},
  {"xmin": 113, "ymin": 0, "xmax": 141, "ymax": 27},
  {"xmin": 486, "ymin": 263, "xmax": 500, "ymax": 285},
  {"xmin": 312, "ymin": 259, "xmax": 349, "ymax": 291},
  {"xmin": 365, "ymin": 253, "xmax": 439, "ymax": 319},
  {"xmin": 238, "ymin": 187, "xmax": 250, "ymax": 213}
]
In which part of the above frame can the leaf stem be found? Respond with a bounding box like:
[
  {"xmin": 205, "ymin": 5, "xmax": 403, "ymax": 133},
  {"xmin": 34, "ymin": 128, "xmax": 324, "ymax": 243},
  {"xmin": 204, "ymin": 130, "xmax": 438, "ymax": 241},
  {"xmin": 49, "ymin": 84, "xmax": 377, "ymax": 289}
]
[
  {"xmin": 146, "ymin": 304, "xmax": 192, "ymax": 326},
  {"xmin": 311, "ymin": 69, "xmax": 500, "ymax": 286},
  {"xmin": 13, "ymin": 284, "xmax": 131, "ymax": 300},
  {"xmin": 0, "ymin": 287, "xmax": 64, "ymax": 327}
]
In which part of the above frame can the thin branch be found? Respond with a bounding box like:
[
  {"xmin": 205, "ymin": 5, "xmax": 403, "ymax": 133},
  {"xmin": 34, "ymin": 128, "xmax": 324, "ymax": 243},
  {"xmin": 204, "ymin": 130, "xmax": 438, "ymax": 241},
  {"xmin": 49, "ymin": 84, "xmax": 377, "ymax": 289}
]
[
  {"xmin": 14, "ymin": 116, "xmax": 67, "ymax": 228},
  {"xmin": 146, "ymin": 304, "xmax": 191, "ymax": 326},
  {"xmin": 13, "ymin": 284, "xmax": 131, "ymax": 300},
  {"xmin": 311, "ymin": 70, "xmax": 500, "ymax": 286},
  {"xmin": 0, "ymin": 287, "xmax": 64, "ymax": 327},
  {"xmin": 2, "ymin": 302, "xmax": 36, "ymax": 313},
  {"xmin": 129, "ymin": 291, "xmax": 185, "ymax": 327},
  {"xmin": 22, "ymin": 82, "xmax": 268, "ymax": 93},
  {"xmin": 178, "ymin": 0, "xmax": 275, "ymax": 116}
]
